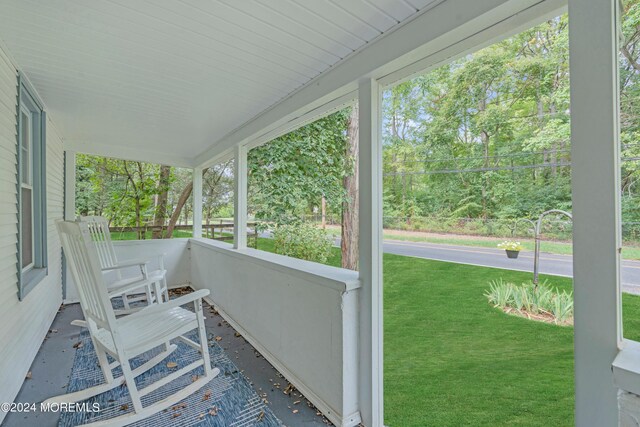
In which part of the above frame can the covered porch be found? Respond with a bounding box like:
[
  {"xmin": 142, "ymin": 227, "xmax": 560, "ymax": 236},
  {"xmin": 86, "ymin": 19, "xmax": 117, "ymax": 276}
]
[{"xmin": 0, "ymin": 0, "xmax": 634, "ymax": 426}]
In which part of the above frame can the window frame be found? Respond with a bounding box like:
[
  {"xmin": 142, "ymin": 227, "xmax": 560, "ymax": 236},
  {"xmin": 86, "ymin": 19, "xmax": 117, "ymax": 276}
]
[
  {"xmin": 19, "ymin": 103, "xmax": 34, "ymax": 273},
  {"xmin": 16, "ymin": 73, "xmax": 47, "ymax": 300}
]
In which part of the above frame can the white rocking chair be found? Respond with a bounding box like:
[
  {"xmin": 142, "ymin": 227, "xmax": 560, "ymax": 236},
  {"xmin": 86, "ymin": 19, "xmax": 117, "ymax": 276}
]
[
  {"xmin": 49, "ymin": 220, "xmax": 219, "ymax": 426},
  {"xmin": 79, "ymin": 216, "xmax": 169, "ymax": 312}
]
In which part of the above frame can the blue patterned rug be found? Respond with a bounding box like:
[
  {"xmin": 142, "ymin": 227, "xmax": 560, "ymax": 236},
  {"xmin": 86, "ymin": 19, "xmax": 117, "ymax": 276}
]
[{"xmin": 58, "ymin": 329, "xmax": 283, "ymax": 427}]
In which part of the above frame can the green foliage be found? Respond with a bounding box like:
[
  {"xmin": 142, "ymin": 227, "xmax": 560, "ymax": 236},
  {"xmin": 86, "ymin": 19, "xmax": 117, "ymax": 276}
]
[
  {"xmin": 485, "ymin": 280, "xmax": 573, "ymax": 325},
  {"xmin": 379, "ymin": 6, "xmax": 640, "ymax": 242},
  {"xmin": 272, "ymin": 222, "xmax": 333, "ymax": 263},
  {"xmin": 382, "ymin": 16, "xmax": 572, "ymax": 224},
  {"xmin": 248, "ymin": 110, "xmax": 349, "ymax": 225},
  {"xmin": 75, "ymin": 155, "xmax": 163, "ymax": 226}
]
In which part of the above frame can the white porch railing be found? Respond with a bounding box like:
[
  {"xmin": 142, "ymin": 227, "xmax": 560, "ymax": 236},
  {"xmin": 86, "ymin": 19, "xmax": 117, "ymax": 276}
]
[{"xmin": 189, "ymin": 238, "xmax": 362, "ymax": 427}]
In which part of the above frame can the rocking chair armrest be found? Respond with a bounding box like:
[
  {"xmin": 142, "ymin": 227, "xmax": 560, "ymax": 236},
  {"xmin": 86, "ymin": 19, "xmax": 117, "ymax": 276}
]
[{"xmin": 134, "ymin": 289, "xmax": 210, "ymax": 317}]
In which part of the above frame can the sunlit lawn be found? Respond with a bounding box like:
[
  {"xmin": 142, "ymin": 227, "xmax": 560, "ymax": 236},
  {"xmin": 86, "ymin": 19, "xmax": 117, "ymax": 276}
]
[{"xmin": 258, "ymin": 237, "xmax": 640, "ymax": 426}]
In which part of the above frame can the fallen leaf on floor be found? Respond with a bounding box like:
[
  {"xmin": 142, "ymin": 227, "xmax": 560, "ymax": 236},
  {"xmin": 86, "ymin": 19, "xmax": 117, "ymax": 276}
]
[
  {"xmin": 25, "ymin": 371, "xmax": 32, "ymax": 379},
  {"xmin": 234, "ymin": 332, "xmax": 241, "ymax": 337},
  {"xmin": 120, "ymin": 404, "xmax": 129, "ymax": 411},
  {"xmin": 283, "ymin": 384, "xmax": 294, "ymax": 395},
  {"xmin": 209, "ymin": 405, "xmax": 219, "ymax": 416},
  {"xmin": 172, "ymin": 403, "xmax": 187, "ymax": 411},
  {"xmin": 202, "ymin": 390, "xmax": 212, "ymax": 401},
  {"xmin": 293, "ymin": 400, "xmax": 300, "ymax": 405},
  {"xmin": 215, "ymin": 336, "xmax": 222, "ymax": 341},
  {"xmin": 191, "ymin": 375, "xmax": 199, "ymax": 382},
  {"xmin": 166, "ymin": 362, "xmax": 178, "ymax": 369},
  {"xmin": 293, "ymin": 409, "xmax": 299, "ymax": 414},
  {"xmin": 171, "ymin": 413, "xmax": 181, "ymax": 418},
  {"xmin": 72, "ymin": 341, "xmax": 83, "ymax": 349},
  {"xmin": 257, "ymin": 410, "xmax": 265, "ymax": 421},
  {"xmin": 198, "ymin": 413, "xmax": 206, "ymax": 419}
]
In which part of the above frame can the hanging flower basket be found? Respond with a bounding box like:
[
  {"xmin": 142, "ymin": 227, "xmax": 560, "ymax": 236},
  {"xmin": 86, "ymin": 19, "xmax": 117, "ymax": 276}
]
[
  {"xmin": 505, "ymin": 249, "xmax": 520, "ymax": 259},
  {"xmin": 498, "ymin": 241, "xmax": 523, "ymax": 259}
]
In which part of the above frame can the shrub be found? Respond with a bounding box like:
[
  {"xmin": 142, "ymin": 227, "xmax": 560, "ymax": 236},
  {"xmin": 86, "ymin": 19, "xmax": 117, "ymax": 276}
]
[
  {"xmin": 272, "ymin": 222, "xmax": 333, "ymax": 264},
  {"xmin": 485, "ymin": 279, "xmax": 573, "ymax": 325}
]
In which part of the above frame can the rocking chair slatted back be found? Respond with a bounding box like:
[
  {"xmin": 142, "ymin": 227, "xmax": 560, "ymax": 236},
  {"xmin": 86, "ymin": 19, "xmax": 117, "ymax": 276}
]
[
  {"xmin": 79, "ymin": 216, "xmax": 118, "ymax": 269},
  {"xmin": 56, "ymin": 221, "xmax": 115, "ymax": 330}
]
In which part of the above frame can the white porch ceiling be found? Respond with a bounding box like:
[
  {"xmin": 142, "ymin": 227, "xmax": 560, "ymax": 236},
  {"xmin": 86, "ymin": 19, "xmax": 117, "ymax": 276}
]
[{"xmin": 0, "ymin": 0, "xmax": 436, "ymax": 167}]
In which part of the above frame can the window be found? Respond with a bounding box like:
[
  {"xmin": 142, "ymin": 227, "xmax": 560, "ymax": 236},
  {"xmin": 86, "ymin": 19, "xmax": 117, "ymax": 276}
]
[{"xmin": 17, "ymin": 74, "xmax": 47, "ymax": 300}]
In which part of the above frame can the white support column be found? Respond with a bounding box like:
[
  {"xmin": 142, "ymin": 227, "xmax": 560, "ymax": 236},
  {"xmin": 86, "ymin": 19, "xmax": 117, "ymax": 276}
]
[
  {"xmin": 193, "ymin": 167, "xmax": 203, "ymax": 238},
  {"xmin": 234, "ymin": 144, "xmax": 248, "ymax": 249},
  {"xmin": 358, "ymin": 78, "xmax": 383, "ymax": 427},
  {"xmin": 64, "ymin": 151, "xmax": 76, "ymax": 221},
  {"xmin": 569, "ymin": 0, "xmax": 621, "ymax": 425},
  {"xmin": 63, "ymin": 150, "xmax": 76, "ymax": 303}
]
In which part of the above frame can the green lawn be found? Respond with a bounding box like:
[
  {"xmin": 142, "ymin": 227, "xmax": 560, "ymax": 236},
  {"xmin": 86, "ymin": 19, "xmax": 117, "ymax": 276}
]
[
  {"xmin": 257, "ymin": 237, "xmax": 640, "ymax": 426},
  {"xmin": 110, "ymin": 230, "xmax": 194, "ymax": 240}
]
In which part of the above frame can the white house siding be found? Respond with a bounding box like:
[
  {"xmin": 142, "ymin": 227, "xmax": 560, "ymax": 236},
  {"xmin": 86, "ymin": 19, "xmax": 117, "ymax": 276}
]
[{"xmin": 0, "ymin": 44, "xmax": 64, "ymax": 423}]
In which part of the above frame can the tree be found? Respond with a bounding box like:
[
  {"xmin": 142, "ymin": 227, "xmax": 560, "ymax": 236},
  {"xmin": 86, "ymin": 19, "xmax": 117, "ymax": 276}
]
[
  {"xmin": 248, "ymin": 110, "xmax": 349, "ymax": 225},
  {"xmin": 152, "ymin": 165, "xmax": 172, "ymax": 239},
  {"xmin": 341, "ymin": 106, "xmax": 359, "ymax": 270},
  {"xmin": 247, "ymin": 108, "xmax": 364, "ymax": 268}
]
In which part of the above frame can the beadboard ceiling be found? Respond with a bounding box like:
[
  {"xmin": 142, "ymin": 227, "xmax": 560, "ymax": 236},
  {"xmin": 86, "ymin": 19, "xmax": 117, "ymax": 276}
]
[{"xmin": 0, "ymin": 0, "xmax": 436, "ymax": 166}]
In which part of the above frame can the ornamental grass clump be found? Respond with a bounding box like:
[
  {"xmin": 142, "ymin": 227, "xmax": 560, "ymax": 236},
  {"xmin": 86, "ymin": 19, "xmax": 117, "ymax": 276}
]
[{"xmin": 485, "ymin": 279, "xmax": 573, "ymax": 325}]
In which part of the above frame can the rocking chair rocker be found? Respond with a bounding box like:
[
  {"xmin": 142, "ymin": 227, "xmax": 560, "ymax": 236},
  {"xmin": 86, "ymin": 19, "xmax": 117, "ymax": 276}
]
[{"xmin": 48, "ymin": 220, "xmax": 219, "ymax": 426}]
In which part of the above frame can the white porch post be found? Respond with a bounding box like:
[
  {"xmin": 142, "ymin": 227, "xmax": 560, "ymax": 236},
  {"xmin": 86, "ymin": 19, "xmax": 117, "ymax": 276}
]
[
  {"xmin": 234, "ymin": 144, "xmax": 248, "ymax": 249},
  {"xmin": 358, "ymin": 78, "xmax": 383, "ymax": 427},
  {"xmin": 63, "ymin": 150, "xmax": 76, "ymax": 302},
  {"xmin": 193, "ymin": 167, "xmax": 203, "ymax": 238},
  {"xmin": 569, "ymin": 0, "xmax": 621, "ymax": 425},
  {"xmin": 64, "ymin": 151, "xmax": 76, "ymax": 221}
]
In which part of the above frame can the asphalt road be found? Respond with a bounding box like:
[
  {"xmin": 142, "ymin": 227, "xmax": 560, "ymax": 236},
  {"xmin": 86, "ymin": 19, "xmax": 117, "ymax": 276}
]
[
  {"xmin": 261, "ymin": 231, "xmax": 640, "ymax": 293},
  {"xmin": 380, "ymin": 239, "xmax": 640, "ymax": 294}
]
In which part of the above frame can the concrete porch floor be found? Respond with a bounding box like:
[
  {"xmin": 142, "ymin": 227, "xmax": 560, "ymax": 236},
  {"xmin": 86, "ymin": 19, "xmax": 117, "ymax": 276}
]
[{"xmin": 4, "ymin": 293, "xmax": 333, "ymax": 427}]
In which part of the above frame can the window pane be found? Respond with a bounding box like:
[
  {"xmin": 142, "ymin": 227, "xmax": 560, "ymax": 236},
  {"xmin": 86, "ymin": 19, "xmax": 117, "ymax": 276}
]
[
  {"xmin": 20, "ymin": 110, "xmax": 30, "ymax": 185},
  {"xmin": 21, "ymin": 187, "xmax": 33, "ymax": 268}
]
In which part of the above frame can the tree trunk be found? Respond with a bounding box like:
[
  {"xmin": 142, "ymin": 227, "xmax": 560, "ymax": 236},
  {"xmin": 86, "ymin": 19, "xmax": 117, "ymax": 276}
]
[
  {"xmin": 165, "ymin": 168, "xmax": 209, "ymax": 238},
  {"xmin": 479, "ymin": 95, "xmax": 490, "ymax": 219},
  {"xmin": 153, "ymin": 165, "xmax": 171, "ymax": 239},
  {"xmin": 321, "ymin": 195, "xmax": 327, "ymax": 229},
  {"xmin": 165, "ymin": 181, "xmax": 192, "ymax": 238},
  {"xmin": 549, "ymin": 103, "xmax": 558, "ymax": 177},
  {"xmin": 341, "ymin": 106, "xmax": 359, "ymax": 271}
]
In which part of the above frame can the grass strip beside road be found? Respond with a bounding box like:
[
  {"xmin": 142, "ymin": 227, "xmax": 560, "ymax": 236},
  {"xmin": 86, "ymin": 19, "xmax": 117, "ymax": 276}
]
[{"xmin": 380, "ymin": 231, "xmax": 640, "ymax": 260}]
